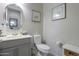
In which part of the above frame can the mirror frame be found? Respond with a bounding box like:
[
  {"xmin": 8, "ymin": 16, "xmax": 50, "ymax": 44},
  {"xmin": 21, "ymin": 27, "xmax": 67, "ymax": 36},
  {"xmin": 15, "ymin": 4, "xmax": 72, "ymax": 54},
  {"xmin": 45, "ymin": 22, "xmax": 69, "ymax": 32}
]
[{"xmin": 4, "ymin": 4, "xmax": 23, "ymax": 30}]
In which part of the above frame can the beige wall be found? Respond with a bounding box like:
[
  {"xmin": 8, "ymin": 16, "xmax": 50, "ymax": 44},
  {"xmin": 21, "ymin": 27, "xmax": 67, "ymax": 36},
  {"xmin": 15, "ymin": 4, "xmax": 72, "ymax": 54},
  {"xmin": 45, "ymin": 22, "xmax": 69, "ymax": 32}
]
[
  {"xmin": 43, "ymin": 3, "xmax": 79, "ymax": 55},
  {"xmin": 0, "ymin": 3, "xmax": 43, "ymax": 36}
]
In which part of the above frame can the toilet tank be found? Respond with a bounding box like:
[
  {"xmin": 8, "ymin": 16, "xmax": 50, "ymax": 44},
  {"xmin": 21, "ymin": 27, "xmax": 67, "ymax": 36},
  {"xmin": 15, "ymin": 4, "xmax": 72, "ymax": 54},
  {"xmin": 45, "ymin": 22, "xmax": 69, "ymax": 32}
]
[{"xmin": 33, "ymin": 35, "xmax": 41, "ymax": 44}]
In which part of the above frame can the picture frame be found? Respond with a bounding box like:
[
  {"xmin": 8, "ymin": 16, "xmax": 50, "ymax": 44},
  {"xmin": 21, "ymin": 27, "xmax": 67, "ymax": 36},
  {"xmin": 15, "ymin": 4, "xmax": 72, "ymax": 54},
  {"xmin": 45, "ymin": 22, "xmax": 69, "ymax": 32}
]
[
  {"xmin": 52, "ymin": 3, "xmax": 66, "ymax": 21},
  {"xmin": 32, "ymin": 10, "xmax": 41, "ymax": 22}
]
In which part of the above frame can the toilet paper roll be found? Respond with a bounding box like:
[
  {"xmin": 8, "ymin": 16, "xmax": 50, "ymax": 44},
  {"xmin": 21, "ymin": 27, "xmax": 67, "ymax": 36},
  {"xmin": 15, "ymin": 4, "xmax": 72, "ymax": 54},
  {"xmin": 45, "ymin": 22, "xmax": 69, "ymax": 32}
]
[{"xmin": 56, "ymin": 41, "xmax": 63, "ymax": 48}]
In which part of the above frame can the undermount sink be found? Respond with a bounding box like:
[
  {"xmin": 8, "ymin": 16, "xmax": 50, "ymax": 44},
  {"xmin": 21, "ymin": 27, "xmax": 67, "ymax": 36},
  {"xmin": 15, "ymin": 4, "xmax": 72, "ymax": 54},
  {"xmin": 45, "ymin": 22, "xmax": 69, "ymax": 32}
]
[
  {"xmin": 6, "ymin": 35, "xmax": 15, "ymax": 37},
  {"xmin": 6, "ymin": 34, "xmax": 24, "ymax": 38}
]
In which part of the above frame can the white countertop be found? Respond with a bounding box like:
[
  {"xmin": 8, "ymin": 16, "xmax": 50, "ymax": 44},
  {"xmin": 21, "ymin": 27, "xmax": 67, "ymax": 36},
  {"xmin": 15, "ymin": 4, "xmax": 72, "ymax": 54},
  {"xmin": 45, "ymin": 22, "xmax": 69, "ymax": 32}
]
[
  {"xmin": 63, "ymin": 44, "xmax": 79, "ymax": 53},
  {"xmin": 0, "ymin": 35, "xmax": 32, "ymax": 42}
]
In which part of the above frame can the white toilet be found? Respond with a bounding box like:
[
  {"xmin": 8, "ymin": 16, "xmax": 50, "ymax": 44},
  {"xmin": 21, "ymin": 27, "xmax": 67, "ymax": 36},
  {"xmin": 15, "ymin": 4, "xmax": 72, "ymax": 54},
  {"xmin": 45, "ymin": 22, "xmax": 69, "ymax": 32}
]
[{"xmin": 33, "ymin": 35, "xmax": 50, "ymax": 56}]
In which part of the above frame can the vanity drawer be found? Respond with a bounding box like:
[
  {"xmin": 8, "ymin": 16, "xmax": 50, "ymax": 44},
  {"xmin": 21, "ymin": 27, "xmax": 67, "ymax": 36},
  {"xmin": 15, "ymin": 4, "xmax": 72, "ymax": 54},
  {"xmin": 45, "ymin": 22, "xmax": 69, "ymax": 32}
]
[
  {"xmin": 0, "ymin": 38, "xmax": 31, "ymax": 49},
  {"xmin": 64, "ymin": 49, "xmax": 79, "ymax": 56}
]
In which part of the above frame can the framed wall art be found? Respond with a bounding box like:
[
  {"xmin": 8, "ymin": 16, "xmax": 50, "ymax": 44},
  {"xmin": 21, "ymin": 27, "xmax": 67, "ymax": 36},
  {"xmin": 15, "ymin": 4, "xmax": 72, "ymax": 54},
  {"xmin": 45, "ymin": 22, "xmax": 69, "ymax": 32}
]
[
  {"xmin": 52, "ymin": 3, "xmax": 66, "ymax": 21},
  {"xmin": 32, "ymin": 10, "xmax": 41, "ymax": 22}
]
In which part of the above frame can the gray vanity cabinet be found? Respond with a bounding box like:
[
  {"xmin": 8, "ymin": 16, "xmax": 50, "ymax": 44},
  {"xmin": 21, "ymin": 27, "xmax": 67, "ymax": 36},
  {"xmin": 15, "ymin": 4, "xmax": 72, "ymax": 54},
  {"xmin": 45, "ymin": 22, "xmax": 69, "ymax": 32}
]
[
  {"xmin": 0, "ymin": 38, "xmax": 31, "ymax": 56},
  {"xmin": 18, "ymin": 44, "xmax": 31, "ymax": 56},
  {"xmin": 0, "ymin": 47, "xmax": 19, "ymax": 56}
]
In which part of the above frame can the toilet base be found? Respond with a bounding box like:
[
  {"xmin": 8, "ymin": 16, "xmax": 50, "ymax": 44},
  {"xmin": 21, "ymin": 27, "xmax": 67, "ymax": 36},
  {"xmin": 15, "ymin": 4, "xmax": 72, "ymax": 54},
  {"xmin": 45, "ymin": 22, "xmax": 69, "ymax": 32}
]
[{"xmin": 36, "ymin": 52, "xmax": 48, "ymax": 56}]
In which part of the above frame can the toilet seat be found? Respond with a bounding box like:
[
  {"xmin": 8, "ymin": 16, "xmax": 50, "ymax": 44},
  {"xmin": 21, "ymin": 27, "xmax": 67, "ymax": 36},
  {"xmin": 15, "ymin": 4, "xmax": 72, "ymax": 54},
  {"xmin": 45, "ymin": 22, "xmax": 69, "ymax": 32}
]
[{"xmin": 36, "ymin": 44, "xmax": 50, "ymax": 53}]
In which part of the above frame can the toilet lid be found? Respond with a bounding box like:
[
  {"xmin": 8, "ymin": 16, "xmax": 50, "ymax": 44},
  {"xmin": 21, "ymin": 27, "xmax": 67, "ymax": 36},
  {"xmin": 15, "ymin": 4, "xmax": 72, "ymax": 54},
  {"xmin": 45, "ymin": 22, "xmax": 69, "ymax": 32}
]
[{"xmin": 36, "ymin": 44, "xmax": 50, "ymax": 50}]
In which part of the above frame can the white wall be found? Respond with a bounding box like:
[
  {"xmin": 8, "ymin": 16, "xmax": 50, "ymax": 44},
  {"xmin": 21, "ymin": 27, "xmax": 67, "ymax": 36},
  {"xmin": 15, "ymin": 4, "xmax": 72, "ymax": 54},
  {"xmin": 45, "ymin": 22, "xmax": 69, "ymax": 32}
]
[
  {"xmin": 43, "ymin": 3, "xmax": 79, "ymax": 55},
  {"xmin": 1, "ymin": 3, "xmax": 79, "ymax": 56},
  {"xmin": 0, "ymin": 3, "xmax": 43, "ymax": 35}
]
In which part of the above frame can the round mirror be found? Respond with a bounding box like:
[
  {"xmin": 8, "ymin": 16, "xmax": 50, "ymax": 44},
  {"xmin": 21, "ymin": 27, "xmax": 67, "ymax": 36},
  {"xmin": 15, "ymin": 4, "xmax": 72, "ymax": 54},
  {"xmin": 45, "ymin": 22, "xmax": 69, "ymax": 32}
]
[{"xmin": 4, "ymin": 4, "xmax": 23, "ymax": 30}]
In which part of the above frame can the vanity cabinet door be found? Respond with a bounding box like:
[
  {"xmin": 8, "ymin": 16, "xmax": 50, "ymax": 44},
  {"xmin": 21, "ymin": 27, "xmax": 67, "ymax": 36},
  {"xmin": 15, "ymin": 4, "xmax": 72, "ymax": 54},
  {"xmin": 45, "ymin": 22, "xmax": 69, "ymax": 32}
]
[
  {"xmin": 0, "ymin": 47, "xmax": 19, "ymax": 56},
  {"xmin": 0, "ymin": 44, "xmax": 31, "ymax": 56},
  {"xmin": 0, "ymin": 38, "xmax": 31, "ymax": 56},
  {"xmin": 18, "ymin": 44, "xmax": 31, "ymax": 56}
]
